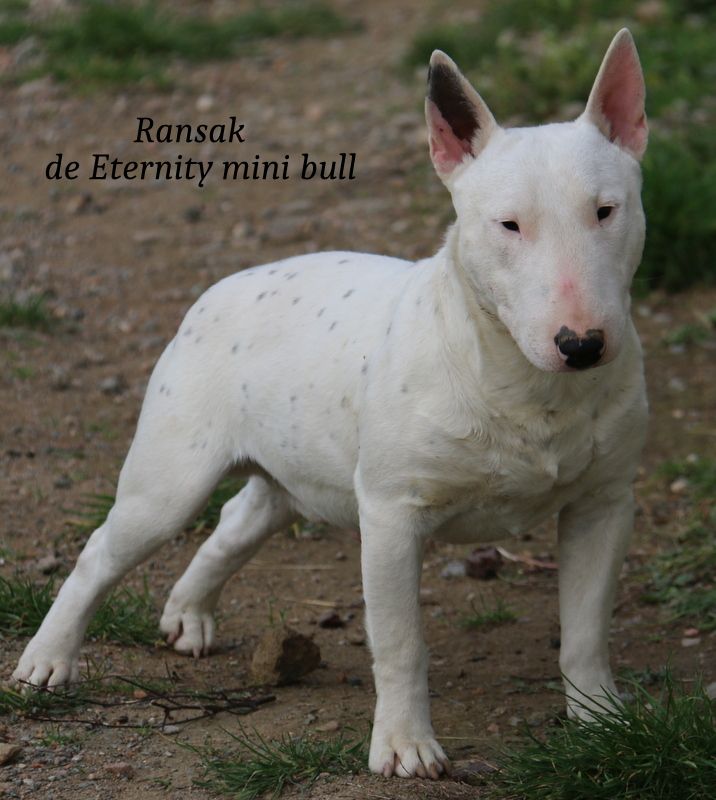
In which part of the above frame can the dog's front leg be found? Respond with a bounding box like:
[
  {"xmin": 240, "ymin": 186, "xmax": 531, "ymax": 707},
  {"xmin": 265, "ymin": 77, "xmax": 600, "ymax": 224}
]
[
  {"xmin": 360, "ymin": 505, "xmax": 448, "ymax": 779},
  {"xmin": 557, "ymin": 485, "xmax": 634, "ymax": 718}
]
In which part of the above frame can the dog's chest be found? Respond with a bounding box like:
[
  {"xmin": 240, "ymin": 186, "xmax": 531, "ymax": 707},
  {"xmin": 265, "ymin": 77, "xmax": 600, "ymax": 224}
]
[
  {"xmin": 422, "ymin": 409, "xmax": 598, "ymax": 542},
  {"xmin": 495, "ymin": 413, "xmax": 593, "ymax": 493}
]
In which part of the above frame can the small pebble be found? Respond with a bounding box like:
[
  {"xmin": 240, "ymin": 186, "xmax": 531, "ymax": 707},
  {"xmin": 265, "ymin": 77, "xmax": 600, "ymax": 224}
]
[
  {"xmin": 195, "ymin": 94, "xmax": 215, "ymax": 112},
  {"xmin": 49, "ymin": 366, "xmax": 71, "ymax": 391},
  {"xmin": 441, "ymin": 560, "xmax": 466, "ymax": 579},
  {"xmin": 99, "ymin": 375, "xmax": 127, "ymax": 395},
  {"xmin": 669, "ymin": 478, "xmax": 689, "ymax": 494},
  {"xmin": 162, "ymin": 725, "xmax": 180, "ymax": 735},
  {"xmin": 65, "ymin": 193, "xmax": 94, "ymax": 215},
  {"xmin": 105, "ymin": 761, "xmax": 134, "ymax": 779},
  {"xmin": 452, "ymin": 759, "xmax": 498, "ymax": 785},
  {"xmin": 0, "ymin": 744, "xmax": 22, "ymax": 766},
  {"xmin": 36, "ymin": 553, "xmax": 61, "ymax": 574},
  {"xmin": 318, "ymin": 610, "xmax": 344, "ymax": 629},
  {"xmin": 184, "ymin": 206, "xmax": 203, "ymax": 223},
  {"xmin": 53, "ymin": 475, "xmax": 72, "ymax": 490},
  {"xmin": 465, "ymin": 546, "xmax": 503, "ymax": 580}
]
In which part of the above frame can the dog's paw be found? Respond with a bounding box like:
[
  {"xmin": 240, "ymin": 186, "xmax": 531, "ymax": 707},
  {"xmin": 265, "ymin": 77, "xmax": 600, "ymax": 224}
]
[
  {"xmin": 12, "ymin": 647, "xmax": 80, "ymax": 690},
  {"xmin": 159, "ymin": 607, "xmax": 215, "ymax": 658},
  {"xmin": 567, "ymin": 689, "xmax": 622, "ymax": 721},
  {"xmin": 369, "ymin": 725, "xmax": 450, "ymax": 779},
  {"xmin": 564, "ymin": 674, "xmax": 621, "ymax": 721}
]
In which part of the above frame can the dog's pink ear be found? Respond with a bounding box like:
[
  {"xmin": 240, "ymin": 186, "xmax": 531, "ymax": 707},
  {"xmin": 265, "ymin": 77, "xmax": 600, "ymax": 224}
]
[
  {"xmin": 584, "ymin": 28, "xmax": 648, "ymax": 160},
  {"xmin": 425, "ymin": 51, "xmax": 497, "ymax": 181}
]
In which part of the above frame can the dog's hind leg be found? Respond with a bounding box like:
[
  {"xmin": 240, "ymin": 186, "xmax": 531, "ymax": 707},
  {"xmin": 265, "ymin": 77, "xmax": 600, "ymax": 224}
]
[
  {"xmin": 12, "ymin": 372, "xmax": 233, "ymax": 688},
  {"xmin": 160, "ymin": 475, "xmax": 297, "ymax": 657}
]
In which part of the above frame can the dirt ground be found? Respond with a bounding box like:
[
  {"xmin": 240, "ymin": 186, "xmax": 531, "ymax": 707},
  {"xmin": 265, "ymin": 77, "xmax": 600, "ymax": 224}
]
[{"xmin": 1, "ymin": 1, "xmax": 714, "ymax": 798}]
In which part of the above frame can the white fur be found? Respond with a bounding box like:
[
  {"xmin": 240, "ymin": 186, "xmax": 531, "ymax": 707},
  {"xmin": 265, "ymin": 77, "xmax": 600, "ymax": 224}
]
[{"xmin": 13, "ymin": 30, "xmax": 649, "ymax": 780}]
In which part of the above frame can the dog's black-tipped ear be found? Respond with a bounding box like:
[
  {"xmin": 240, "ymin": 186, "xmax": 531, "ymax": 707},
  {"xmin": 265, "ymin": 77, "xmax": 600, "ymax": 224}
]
[{"xmin": 426, "ymin": 50, "xmax": 497, "ymax": 181}]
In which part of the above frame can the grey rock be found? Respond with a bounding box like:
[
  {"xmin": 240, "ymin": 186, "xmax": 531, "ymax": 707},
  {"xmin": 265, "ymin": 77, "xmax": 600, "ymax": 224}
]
[
  {"xmin": 99, "ymin": 374, "xmax": 128, "ymax": 395},
  {"xmin": 441, "ymin": 560, "xmax": 466, "ymax": 579}
]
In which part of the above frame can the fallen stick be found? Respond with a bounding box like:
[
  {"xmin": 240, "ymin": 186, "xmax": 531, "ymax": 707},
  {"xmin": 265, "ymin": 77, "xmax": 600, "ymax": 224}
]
[
  {"xmin": 244, "ymin": 562, "xmax": 335, "ymax": 571},
  {"xmin": 496, "ymin": 546, "xmax": 558, "ymax": 570}
]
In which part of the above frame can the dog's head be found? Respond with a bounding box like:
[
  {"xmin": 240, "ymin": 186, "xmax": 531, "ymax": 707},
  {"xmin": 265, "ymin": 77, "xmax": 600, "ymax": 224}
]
[{"xmin": 426, "ymin": 29, "xmax": 648, "ymax": 372}]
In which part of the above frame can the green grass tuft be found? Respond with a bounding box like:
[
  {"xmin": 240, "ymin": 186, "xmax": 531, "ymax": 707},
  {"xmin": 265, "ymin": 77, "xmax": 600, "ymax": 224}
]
[
  {"xmin": 642, "ymin": 456, "xmax": 715, "ymax": 629},
  {"xmin": 88, "ymin": 578, "xmax": 158, "ymax": 645},
  {"xmin": 662, "ymin": 322, "xmax": 711, "ymax": 347},
  {"xmin": 194, "ymin": 727, "xmax": 368, "ymax": 800},
  {"xmin": 0, "ymin": 17, "xmax": 28, "ymax": 44},
  {"xmin": 6, "ymin": 1, "xmax": 357, "ymax": 87},
  {"xmin": 638, "ymin": 132, "xmax": 716, "ymax": 294},
  {"xmin": 67, "ymin": 478, "xmax": 245, "ymax": 536},
  {"xmin": 406, "ymin": 1, "xmax": 716, "ymax": 118},
  {"xmin": 193, "ymin": 478, "xmax": 246, "ymax": 533},
  {"xmin": 38, "ymin": 725, "xmax": 85, "ymax": 747},
  {"xmin": 0, "ymin": 684, "xmax": 88, "ymax": 716},
  {"xmin": 657, "ymin": 455, "xmax": 716, "ymax": 499},
  {"xmin": 0, "ymin": 660, "xmax": 172, "ymax": 716},
  {"xmin": 0, "ymin": 575, "xmax": 54, "ymax": 637},
  {"xmin": 0, "ymin": 0, "xmax": 29, "ymax": 11},
  {"xmin": 0, "ymin": 295, "xmax": 51, "ymax": 330},
  {"xmin": 488, "ymin": 675, "xmax": 716, "ymax": 800},
  {"xmin": 488, "ymin": 674, "xmax": 716, "ymax": 800},
  {"xmin": 644, "ymin": 521, "xmax": 716, "ymax": 631},
  {"xmin": 617, "ymin": 664, "xmax": 670, "ymax": 687},
  {"xmin": 65, "ymin": 492, "xmax": 115, "ymax": 535},
  {"xmin": 406, "ymin": 0, "xmax": 631, "ymax": 73},
  {"xmin": 0, "ymin": 574, "xmax": 159, "ymax": 645},
  {"xmin": 461, "ymin": 597, "xmax": 517, "ymax": 629},
  {"xmin": 0, "ymin": 0, "xmax": 29, "ymax": 44}
]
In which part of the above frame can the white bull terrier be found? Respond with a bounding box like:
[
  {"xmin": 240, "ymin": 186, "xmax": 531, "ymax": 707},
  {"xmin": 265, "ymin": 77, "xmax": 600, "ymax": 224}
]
[{"xmin": 14, "ymin": 29, "xmax": 648, "ymax": 780}]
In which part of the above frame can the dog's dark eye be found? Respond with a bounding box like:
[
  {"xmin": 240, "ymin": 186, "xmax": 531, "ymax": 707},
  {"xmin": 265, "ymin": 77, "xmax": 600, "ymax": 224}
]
[
  {"xmin": 597, "ymin": 206, "xmax": 613, "ymax": 221},
  {"xmin": 501, "ymin": 220, "xmax": 520, "ymax": 232}
]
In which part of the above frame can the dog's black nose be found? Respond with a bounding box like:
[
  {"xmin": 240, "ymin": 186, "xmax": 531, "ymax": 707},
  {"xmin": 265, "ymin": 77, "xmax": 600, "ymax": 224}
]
[{"xmin": 554, "ymin": 326, "xmax": 605, "ymax": 369}]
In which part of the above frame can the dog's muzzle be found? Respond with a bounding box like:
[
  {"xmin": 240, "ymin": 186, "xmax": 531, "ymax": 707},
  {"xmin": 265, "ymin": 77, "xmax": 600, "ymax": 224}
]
[{"xmin": 554, "ymin": 326, "xmax": 605, "ymax": 369}]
